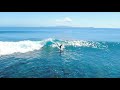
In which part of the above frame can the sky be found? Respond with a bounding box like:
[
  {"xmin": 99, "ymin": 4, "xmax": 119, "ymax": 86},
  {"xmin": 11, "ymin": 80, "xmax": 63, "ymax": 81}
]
[{"xmin": 0, "ymin": 12, "xmax": 120, "ymax": 28}]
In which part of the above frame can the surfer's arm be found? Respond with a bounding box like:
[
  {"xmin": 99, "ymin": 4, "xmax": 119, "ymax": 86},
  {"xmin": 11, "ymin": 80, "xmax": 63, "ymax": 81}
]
[{"xmin": 54, "ymin": 43, "xmax": 60, "ymax": 49}]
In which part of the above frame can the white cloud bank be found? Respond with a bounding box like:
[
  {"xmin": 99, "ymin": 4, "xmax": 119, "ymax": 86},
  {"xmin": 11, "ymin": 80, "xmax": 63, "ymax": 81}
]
[{"xmin": 56, "ymin": 17, "xmax": 72, "ymax": 23}]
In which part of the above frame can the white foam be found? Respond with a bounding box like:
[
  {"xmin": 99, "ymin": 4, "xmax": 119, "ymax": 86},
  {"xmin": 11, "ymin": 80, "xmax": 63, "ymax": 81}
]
[
  {"xmin": 52, "ymin": 40, "xmax": 103, "ymax": 49},
  {"xmin": 0, "ymin": 40, "xmax": 43, "ymax": 56},
  {"xmin": 65, "ymin": 40, "xmax": 107, "ymax": 49},
  {"xmin": 64, "ymin": 40, "xmax": 99, "ymax": 47}
]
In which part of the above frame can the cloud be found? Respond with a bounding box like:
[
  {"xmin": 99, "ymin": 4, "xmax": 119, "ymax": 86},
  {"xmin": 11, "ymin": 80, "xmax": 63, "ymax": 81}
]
[
  {"xmin": 56, "ymin": 17, "xmax": 72, "ymax": 23},
  {"xmin": 64, "ymin": 17, "xmax": 72, "ymax": 22}
]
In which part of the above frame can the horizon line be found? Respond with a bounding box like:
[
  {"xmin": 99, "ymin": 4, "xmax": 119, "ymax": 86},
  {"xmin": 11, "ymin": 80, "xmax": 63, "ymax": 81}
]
[{"xmin": 0, "ymin": 26, "xmax": 120, "ymax": 29}]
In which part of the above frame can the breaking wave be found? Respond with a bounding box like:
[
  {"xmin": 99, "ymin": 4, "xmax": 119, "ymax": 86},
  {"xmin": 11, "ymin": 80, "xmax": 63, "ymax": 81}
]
[{"xmin": 0, "ymin": 38, "xmax": 119, "ymax": 56}]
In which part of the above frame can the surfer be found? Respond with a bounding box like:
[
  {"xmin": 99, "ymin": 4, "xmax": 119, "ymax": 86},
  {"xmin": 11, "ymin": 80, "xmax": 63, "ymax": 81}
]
[
  {"xmin": 59, "ymin": 44, "xmax": 63, "ymax": 52},
  {"xmin": 55, "ymin": 43, "xmax": 63, "ymax": 52}
]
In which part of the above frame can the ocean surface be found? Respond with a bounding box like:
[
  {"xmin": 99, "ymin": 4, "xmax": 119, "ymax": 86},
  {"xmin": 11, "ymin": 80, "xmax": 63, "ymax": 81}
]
[{"xmin": 0, "ymin": 27, "xmax": 120, "ymax": 78}]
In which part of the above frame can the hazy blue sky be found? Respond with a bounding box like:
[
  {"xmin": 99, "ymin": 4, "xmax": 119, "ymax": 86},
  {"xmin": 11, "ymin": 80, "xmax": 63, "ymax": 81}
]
[{"xmin": 0, "ymin": 12, "xmax": 120, "ymax": 28}]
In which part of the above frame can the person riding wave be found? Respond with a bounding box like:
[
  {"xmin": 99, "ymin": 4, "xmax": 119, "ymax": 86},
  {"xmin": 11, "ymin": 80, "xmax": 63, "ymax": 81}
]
[{"xmin": 55, "ymin": 43, "xmax": 63, "ymax": 52}]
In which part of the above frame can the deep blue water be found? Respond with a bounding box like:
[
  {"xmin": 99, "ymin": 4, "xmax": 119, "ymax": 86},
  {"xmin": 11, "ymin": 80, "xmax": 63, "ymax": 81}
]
[{"xmin": 0, "ymin": 27, "xmax": 120, "ymax": 78}]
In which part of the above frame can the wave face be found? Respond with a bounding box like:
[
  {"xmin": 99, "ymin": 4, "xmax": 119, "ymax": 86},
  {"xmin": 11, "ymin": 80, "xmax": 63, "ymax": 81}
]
[{"xmin": 0, "ymin": 38, "xmax": 120, "ymax": 56}]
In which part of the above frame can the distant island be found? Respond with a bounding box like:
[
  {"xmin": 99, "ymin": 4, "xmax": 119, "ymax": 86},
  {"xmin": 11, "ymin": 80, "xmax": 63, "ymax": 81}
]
[
  {"xmin": 0, "ymin": 26, "xmax": 94, "ymax": 28},
  {"xmin": 0, "ymin": 26, "xmax": 120, "ymax": 29}
]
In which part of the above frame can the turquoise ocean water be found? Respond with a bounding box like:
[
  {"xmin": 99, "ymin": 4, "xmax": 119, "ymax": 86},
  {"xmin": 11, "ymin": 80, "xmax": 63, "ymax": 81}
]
[{"xmin": 0, "ymin": 27, "xmax": 120, "ymax": 78}]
